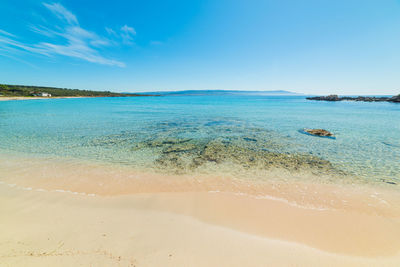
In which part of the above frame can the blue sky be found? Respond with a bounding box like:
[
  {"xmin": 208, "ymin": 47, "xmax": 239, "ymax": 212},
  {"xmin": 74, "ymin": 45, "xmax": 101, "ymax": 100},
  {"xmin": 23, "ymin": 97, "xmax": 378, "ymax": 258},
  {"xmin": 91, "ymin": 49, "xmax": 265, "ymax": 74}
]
[{"xmin": 1, "ymin": 0, "xmax": 400, "ymax": 94}]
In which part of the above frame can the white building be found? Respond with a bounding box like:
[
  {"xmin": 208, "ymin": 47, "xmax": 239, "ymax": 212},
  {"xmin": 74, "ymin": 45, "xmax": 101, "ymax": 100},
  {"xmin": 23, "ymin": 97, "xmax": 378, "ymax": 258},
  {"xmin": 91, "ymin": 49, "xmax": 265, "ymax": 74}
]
[{"xmin": 38, "ymin": 92, "xmax": 51, "ymax": 97}]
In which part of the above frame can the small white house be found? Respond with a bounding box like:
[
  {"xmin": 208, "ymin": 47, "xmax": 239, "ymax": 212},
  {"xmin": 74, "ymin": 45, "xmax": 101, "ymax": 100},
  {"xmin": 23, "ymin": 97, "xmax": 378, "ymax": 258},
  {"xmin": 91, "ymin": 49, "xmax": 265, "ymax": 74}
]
[{"xmin": 38, "ymin": 92, "xmax": 51, "ymax": 97}]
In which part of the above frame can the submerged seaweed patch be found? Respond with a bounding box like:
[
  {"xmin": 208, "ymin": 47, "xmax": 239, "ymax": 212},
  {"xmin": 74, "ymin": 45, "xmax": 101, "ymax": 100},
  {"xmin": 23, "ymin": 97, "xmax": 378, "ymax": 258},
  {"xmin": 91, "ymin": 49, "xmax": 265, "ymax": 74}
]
[
  {"xmin": 83, "ymin": 118, "xmax": 345, "ymax": 177},
  {"xmin": 153, "ymin": 137, "xmax": 341, "ymax": 175}
]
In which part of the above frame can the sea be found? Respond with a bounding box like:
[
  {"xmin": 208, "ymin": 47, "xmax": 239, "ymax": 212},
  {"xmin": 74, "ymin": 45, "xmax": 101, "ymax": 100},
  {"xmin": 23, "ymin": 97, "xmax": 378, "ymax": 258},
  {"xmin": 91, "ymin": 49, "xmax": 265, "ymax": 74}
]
[{"xmin": 0, "ymin": 94, "xmax": 399, "ymax": 186}]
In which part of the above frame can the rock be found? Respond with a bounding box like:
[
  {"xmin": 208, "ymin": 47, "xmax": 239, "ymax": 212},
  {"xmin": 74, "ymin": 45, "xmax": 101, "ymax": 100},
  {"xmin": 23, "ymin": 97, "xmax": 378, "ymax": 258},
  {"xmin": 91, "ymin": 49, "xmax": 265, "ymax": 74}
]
[
  {"xmin": 388, "ymin": 94, "xmax": 400, "ymax": 103},
  {"xmin": 162, "ymin": 143, "xmax": 197, "ymax": 153},
  {"xmin": 132, "ymin": 138, "xmax": 192, "ymax": 150},
  {"xmin": 243, "ymin": 137, "xmax": 257, "ymax": 142},
  {"xmin": 154, "ymin": 136, "xmax": 339, "ymax": 175},
  {"xmin": 306, "ymin": 95, "xmax": 340, "ymax": 101},
  {"xmin": 307, "ymin": 94, "xmax": 400, "ymax": 103},
  {"xmin": 304, "ymin": 129, "xmax": 334, "ymax": 137},
  {"xmin": 323, "ymin": 95, "xmax": 340, "ymax": 101},
  {"xmin": 381, "ymin": 179, "xmax": 397, "ymax": 185},
  {"xmin": 307, "ymin": 95, "xmax": 342, "ymax": 101}
]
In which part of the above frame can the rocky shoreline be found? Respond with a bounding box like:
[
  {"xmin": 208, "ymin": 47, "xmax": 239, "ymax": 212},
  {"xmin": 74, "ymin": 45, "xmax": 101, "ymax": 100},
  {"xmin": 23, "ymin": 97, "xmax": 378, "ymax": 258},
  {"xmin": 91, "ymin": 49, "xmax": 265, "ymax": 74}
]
[{"xmin": 306, "ymin": 94, "xmax": 400, "ymax": 103}]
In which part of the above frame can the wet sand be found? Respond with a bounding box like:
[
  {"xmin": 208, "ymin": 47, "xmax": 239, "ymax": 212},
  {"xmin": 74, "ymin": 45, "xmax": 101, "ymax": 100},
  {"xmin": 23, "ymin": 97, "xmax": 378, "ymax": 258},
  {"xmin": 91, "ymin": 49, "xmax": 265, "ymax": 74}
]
[{"xmin": 1, "ymin": 154, "xmax": 400, "ymax": 266}]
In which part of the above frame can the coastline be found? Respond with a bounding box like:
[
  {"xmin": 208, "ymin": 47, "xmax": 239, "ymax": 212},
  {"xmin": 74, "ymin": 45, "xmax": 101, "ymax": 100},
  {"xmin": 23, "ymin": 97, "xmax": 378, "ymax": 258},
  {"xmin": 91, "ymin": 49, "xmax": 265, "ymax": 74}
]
[
  {"xmin": 0, "ymin": 95, "xmax": 158, "ymax": 101},
  {"xmin": 1, "ymin": 154, "xmax": 400, "ymax": 266},
  {"xmin": 0, "ymin": 96, "xmax": 90, "ymax": 101},
  {"xmin": 306, "ymin": 94, "xmax": 400, "ymax": 103}
]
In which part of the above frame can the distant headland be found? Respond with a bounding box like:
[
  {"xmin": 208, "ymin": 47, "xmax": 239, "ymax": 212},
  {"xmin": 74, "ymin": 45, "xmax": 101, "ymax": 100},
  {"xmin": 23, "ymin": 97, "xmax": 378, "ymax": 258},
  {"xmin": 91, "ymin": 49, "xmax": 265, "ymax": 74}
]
[
  {"xmin": 0, "ymin": 85, "xmax": 302, "ymax": 99},
  {"xmin": 137, "ymin": 90, "xmax": 301, "ymax": 96},
  {"xmin": 307, "ymin": 94, "xmax": 400, "ymax": 103},
  {"xmin": 0, "ymin": 84, "xmax": 157, "ymax": 98}
]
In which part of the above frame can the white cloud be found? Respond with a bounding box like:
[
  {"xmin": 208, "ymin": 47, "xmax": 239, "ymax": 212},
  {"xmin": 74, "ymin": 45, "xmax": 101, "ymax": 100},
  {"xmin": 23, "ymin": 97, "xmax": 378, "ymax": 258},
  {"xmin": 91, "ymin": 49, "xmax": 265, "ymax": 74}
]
[
  {"xmin": 0, "ymin": 33, "xmax": 49, "ymax": 56},
  {"xmin": 29, "ymin": 25, "xmax": 57, "ymax": 37},
  {"xmin": 0, "ymin": 29, "xmax": 17, "ymax": 37},
  {"xmin": 120, "ymin": 24, "xmax": 136, "ymax": 44},
  {"xmin": 105, "ymin": 27, "xmax": 117, "ymax": 37},
  {"xmin": 105, "ymin": 25, "xmax": 136, "ymax": 45},
  {"xmin": 0, "ymin": 3, "xmax": 128, "ymax": 67},
  {"xmin": 36, "ymin": 41, "xmax": 125, "ymax": 67},
  {"xmin": 43, "ymin": 2, "xmax": 78, "ymax": 25},
  {"xmin": 121, "ymin": 25, "xmax": 136, "ymax": 35},
  {"xmin": 90, "ymin": 38, "xmax": 110, "ymax": 47}
]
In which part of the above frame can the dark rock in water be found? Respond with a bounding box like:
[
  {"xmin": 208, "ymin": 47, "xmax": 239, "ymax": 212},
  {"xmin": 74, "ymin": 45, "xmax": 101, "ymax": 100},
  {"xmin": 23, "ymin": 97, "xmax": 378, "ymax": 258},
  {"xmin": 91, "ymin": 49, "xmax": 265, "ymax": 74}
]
[
  {"xmin": 307, "ymin": 94, "xmax": 400, "ymax": 103},
  {"xmin": 303, "ymin": 129, "xmax": 334, "ymax": 137},
  {"xmin": 307, "ymin": 95, "xmax": 340, "ymax": 101},
  {"xmin": 132, "ymin": 138, "xmax": 192, "ymax": 150},
  {"xmin": 154, "ymin": 137, "xmax": 341, "ymax": 175},
  {"xmin": 162, "ymin": 143, "xmax": 197, "ymax": 153},
  {"xmin": 243, "ymin": 137, "xmax": 257, "ymax": 142},
  {"xmin": 381, "ymin": 179, "xmax": 397, "ymax": 185},
  {"xmin": 102, "ymin": 120, "xmax": 344, "ymax": 176},
  {"xmin": 389, "ymin": 94, "xmax": 400, "ymax": 103}
]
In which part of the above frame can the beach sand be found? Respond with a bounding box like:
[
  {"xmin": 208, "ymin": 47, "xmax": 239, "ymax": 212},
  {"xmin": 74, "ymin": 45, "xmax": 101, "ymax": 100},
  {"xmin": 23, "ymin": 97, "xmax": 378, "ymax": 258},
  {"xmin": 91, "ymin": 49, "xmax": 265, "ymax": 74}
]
[
  {"xmin": 1, "ymin": 155, "xmax": 400, "ymax": 266},
  {"xmin": 0, "ymin": 96, "xmax": 88, "ymax": 101}
]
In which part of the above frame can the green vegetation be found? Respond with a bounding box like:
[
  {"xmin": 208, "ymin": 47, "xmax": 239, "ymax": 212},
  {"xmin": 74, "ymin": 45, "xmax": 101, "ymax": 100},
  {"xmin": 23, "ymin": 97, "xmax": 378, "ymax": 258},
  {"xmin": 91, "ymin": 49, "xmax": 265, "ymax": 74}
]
[{"xmin": 0, "ymin": 84, "xmax": 151, "ymax": 97}]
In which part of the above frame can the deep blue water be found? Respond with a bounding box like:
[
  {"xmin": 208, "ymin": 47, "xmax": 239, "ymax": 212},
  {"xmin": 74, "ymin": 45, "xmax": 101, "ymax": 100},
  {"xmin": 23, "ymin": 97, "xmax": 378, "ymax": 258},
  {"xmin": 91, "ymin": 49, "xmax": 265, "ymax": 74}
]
[{"xmin": 1, "ymin": 95, "xmax": 399, "ymax": 184}]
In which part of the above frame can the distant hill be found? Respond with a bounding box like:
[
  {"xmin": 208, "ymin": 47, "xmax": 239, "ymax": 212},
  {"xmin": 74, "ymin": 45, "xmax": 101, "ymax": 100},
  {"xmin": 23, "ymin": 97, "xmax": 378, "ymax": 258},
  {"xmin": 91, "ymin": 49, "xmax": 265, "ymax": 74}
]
[
  {"xmin": 0, "ymin": 85, "xmax": 301, "ymax": 98},
  {"xmin": 132, "ymin": 90, "xmax": 302, "ymax": 96},
  {"xmin": 0, "ymin": 84, "xmax": 152, "ymax": 97}
]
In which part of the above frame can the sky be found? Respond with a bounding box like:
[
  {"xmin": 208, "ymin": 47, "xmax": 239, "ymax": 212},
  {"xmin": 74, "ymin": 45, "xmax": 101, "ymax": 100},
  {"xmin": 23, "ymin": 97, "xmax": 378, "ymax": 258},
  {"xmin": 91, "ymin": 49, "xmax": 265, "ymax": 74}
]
[{"xmin": 1, "ymin": 0, "xmax": 400, "ymax": 94}]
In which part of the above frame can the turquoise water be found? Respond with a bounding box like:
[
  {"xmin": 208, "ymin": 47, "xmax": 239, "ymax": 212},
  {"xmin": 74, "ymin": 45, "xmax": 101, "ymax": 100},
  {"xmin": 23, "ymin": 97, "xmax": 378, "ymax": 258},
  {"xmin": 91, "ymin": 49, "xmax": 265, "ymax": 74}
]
[{"xmin": 0, "ymin": 95, "xmax": 399, "ymax": 185}]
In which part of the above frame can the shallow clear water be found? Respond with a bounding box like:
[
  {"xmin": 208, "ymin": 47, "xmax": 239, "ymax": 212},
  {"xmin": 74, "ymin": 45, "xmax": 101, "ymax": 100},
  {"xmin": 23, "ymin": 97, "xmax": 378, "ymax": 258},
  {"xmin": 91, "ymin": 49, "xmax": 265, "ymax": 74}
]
[{"xmin": 0, "ymin": 95, "xmax": 399, "ymax": 185}]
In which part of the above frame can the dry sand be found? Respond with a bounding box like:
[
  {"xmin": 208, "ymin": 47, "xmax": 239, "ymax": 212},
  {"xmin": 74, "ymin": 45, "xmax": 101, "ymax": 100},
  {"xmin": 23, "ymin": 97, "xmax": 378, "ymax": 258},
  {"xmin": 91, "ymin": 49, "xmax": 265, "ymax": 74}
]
[{"xmin": 1, "ymin": 155, "xmax": 400, "ymax": 266}]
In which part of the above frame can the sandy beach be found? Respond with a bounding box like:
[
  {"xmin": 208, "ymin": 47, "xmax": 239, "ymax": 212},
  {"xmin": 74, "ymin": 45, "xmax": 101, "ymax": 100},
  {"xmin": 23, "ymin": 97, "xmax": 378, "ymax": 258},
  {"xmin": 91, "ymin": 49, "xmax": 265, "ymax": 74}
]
[
  {"xmin": 2, "ymin": 0, "xmax": 400, "ymax": 265},
  {"xmin": 1, "ymin": 155, "xmax": 400, "ymax": 266},
  {"xmin": 0, "ymin": 96, "xmax": 90, "ymax": 101}
]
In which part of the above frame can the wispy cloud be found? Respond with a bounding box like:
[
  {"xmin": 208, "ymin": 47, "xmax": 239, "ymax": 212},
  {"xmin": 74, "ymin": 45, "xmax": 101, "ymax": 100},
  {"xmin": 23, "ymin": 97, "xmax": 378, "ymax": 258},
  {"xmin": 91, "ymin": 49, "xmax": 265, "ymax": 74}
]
[
  {"xmin": 0, "ymin": 29, "xmax": 17, "ymax": 38},
  {"xmin": 0, "ymin": 2, "xmax": 136, "ymax": 67},
  {"xmin": 0, "ymin": 33, "xmax": 48, "ymax": 55},
  {"xmin": 120, "ymin": 25, "xmax": 136, "ymax": 45},
  {"xmin": 43, "ymin": 3, "xmax": 78, "ymax": 25},
  {"xmin": 105, "ymin": 27, "xmax": 117, "ymax": 37},
  {"xmin": 105, "ymin": 25, "xmax": 136, "ymax": 45}
]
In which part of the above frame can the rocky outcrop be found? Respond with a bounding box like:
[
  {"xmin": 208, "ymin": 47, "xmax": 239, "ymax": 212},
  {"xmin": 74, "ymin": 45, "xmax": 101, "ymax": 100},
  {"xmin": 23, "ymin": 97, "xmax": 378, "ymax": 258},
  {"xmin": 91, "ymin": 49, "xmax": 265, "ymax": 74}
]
[
  {"xmin": 87, "ymin": 119, "xmax": 344, "ymax": 176},
  {"xmin": 307, "ymin": 95, "xmax": 341, "ymax": 101},
  {"xmin": 303, "ymin": 129, "xmax": 334, "ymax": 137},
  {"xmin": 389, "ymin": 95, "xmax": 400, "ymax": 103},
  {"xmin": 154, "ymin": 137, "xmax": 339, "ymax": 175},
  {"xmin": 307, "ymin": 94, "xmax": 400, "ymax": 103}
]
